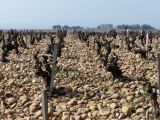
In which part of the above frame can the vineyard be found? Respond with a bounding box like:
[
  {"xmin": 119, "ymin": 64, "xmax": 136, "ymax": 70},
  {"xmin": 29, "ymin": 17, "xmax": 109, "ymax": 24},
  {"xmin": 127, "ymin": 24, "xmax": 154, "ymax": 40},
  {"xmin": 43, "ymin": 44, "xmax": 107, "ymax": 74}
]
[{"xmin": 0, "ymin": 29, "xmax": 160, "ymax": 120}]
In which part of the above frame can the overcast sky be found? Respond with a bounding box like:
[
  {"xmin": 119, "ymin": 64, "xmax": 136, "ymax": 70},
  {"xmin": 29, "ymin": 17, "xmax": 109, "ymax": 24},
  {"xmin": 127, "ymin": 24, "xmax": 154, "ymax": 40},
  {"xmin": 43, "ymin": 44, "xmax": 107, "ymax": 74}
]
[{"xmin": 0, "ymin": 0, "xmax": 159, "ymax": 29}]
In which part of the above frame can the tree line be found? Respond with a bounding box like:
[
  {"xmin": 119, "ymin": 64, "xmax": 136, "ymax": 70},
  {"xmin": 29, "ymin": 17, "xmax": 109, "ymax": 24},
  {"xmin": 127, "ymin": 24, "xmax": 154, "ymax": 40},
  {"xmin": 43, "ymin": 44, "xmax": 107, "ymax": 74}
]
[
  {"xmin": 53, "ymin": 24, "xmax": 156, "ymax": 30},
  {"xmin": 53, "ymin": 25, "xmax": 83, "ymax": 30}
]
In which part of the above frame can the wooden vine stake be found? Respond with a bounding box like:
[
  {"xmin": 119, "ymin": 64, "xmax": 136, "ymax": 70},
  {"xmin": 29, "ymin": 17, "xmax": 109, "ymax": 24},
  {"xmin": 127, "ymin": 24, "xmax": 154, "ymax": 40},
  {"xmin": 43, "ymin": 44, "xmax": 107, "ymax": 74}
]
[
  {"xmin": 158, "ymin": 53, "xmax": 160, "ymax": 94},
  {"xmin": 126, "ymin": 29, "xmax": 129, "ymax": 38},
  {"xmin": 156, "ymin": 33, "xmax": 159, "ymax": 51},
  {"xmin": 146, "ymin": 33, "xmax": 149, "ymax": 58},
  {"xmin": 50, "ymin": 43, "xmax": 58, "ymax": 94},
  {"xmin": 146, "ymin": 33, "xmax": 149, "ymax": 50},
  {"xmin": 42, "ymin": 89, "xmax": 48, "ymax": 120}
]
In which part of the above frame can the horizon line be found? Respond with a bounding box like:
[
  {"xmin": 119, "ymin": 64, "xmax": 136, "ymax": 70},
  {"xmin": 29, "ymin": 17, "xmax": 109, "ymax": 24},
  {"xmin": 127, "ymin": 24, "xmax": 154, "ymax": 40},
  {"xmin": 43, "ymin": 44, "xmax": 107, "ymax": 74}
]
[{"xmin": 0, "ymin": 23, "xmax": 159, "ymax": 30}]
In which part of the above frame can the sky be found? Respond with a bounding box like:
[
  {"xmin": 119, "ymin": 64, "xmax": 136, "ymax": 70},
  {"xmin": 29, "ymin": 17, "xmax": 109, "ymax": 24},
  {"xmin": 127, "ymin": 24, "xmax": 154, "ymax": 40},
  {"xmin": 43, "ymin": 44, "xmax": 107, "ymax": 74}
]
[{"xmin": 0, "ymin": 0, "xmax": 159, "ymax": 29}]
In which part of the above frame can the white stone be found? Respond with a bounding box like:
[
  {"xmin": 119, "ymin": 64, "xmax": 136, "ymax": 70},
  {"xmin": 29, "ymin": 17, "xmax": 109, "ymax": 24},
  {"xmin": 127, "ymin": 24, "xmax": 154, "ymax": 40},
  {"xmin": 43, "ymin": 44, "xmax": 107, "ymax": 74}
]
[
  {"xmin": 110, "ymin": 103, "xmax": 117, "ymax": 109},
  {"xmin": 7, "ymin": 97, "xmax": 16, "ymax": 105}
]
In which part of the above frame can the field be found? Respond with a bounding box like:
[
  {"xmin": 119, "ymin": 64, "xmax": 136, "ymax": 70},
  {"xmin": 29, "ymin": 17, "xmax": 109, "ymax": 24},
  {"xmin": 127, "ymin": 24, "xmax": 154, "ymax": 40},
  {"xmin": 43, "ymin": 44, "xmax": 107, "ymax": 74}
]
[{"xmin": 0, "ymin": 29, "xmax": 160, "ymax": 120}]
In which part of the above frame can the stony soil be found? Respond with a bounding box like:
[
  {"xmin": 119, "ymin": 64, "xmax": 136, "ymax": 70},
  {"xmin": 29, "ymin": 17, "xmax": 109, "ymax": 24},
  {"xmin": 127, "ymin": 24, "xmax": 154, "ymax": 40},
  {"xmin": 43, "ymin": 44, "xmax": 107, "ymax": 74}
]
[{"xmin": 0, "ymin": 35, "xmax": 160, "ymax": 120}]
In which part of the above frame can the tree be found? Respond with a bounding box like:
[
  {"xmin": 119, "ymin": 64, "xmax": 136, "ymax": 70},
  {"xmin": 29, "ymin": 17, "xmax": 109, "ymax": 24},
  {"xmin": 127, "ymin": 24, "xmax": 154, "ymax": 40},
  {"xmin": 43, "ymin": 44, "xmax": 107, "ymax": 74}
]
[
  {"xmin": 141, "ymin": 24, "xmax": 155, "ymax": 30},
  {"xmin": 52, "ymin": 25, "xmax": 61, "ymax": 29},
  {"xmin": 115, "ymin": 24, "xmax": 155, "ymax": 30},
  {"xmin": 97, "ymin": 24, "xmax": 114, "ymax": 29}
]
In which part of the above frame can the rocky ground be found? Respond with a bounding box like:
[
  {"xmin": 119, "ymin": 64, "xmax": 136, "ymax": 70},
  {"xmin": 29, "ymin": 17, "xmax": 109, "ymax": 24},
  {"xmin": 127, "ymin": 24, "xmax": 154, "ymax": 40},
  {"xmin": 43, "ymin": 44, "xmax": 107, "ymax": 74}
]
[{"xmin": 0, "ymin": 35, "xmax": 160, "ymax": 120}]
